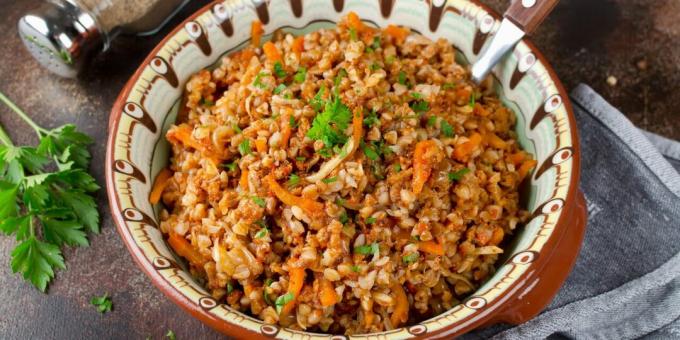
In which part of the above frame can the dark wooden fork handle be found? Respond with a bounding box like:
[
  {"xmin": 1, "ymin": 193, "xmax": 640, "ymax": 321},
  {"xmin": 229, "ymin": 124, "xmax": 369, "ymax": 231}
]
[{"xmin": 505, "ymin": 0, "xmax": 559, "ymax": 34}]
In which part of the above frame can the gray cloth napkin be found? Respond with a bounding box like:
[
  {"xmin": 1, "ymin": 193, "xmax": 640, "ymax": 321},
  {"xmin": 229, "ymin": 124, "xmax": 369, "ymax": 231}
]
[{"xmin": 464, "ymin": 84, "xmax": 680, "ymax": 340}]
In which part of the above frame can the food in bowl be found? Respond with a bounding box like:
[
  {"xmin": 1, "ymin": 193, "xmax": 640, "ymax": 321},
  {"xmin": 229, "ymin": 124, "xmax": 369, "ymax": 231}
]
[{"xmin": 152, "ymin": 13, "xmax": 536, "ymax": 335}]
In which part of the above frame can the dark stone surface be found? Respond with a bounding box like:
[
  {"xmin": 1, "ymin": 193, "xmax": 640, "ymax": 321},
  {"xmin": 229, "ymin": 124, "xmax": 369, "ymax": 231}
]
[{"xmin": 0, "ymin": 1, "xmax": 677, "ymax": 339}]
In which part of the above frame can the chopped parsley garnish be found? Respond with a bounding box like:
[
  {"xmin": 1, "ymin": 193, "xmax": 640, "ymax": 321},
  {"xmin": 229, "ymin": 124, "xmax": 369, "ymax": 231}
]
[
  {"xmin": 441, "ymin": 120, "xmax": 454, "ymax": 137},
  {"xmin": 365, "ymin": 217, "xmax": 377, "ymax": 224},
  {"xmin": 227, "ymin": 282, "xmax": 234, "ymax": 294},
  {"xmin": 371, "ymin": 36, "xmax": 381, "ymax": 50},
  {"xmin": 254, "ymin": 226, "xmax": 268, "ymax": 238},
  {"xmin": 252, "ymin": 196, "xmax": 266, "ymax": 207},
  {"xmin": 322, "ymin": 176, "xmax": 338, "ymax": 184},
  {"xmin": 310, "ymin": 85, "xmax": 326, "ymax": 111},
  {"xmin": 289, "ymin": 115, "xmax": 298, "ymax": 128},
  {"xmin": 287, "ymin": 173, "xmax": 300, "ymax": 186},
  {"xmin": 427, "ymin": 116, "xmax": 437, "ymax": 127},
  {"xmin": 295, "ymin": 156, "xmax": 306, "ymax": 161},
  {"xmin": 253, "ymin": 71, "xmax": 268, "ymax": 89},
  {"xmin": 254, "ymin": 220, "xmax": 267, "ymax": 229},
  {"xmin": 362, "ymin": 142, "xmax": 380, "ymax": 161},
  {"xmin": 166, "ymin": 330, "xmax": 176, "ymax": 340},
  {"xmin": 335, "ymin": 198, "xmax": 346, "ymax": 206},
  {"xmin": 397, "ymin": 71, "xmax": 407, "ymax": 85},
  {"xmin": 273, "ymin": 83, "xmax": 286, "ymax": 95},
  {"xmin": 275, "ymin": 292, "xmax": 294, "ymax": 314},
  {"xmin": 238, "ymin": 139, "xmax": 251, "ymax": 156},
  {"xmin": 410, "ymin": 92, "xmax": 423, "ymax": 99},
  {"xmin": 334, "ymin": 68, "xmax": 348, "ymax": 88},
  {"xmin": 393, "ymin": 164, "xmax": 401, "ymax": 172},
  {"xmin": 349, "ymin": 27, "xmax": 357, "ymax": 41},
  {"xmin": 402, "ymin": 253, "xmax": 419, "ymax": 263},
  {"xmin": 370, "ymin": 63, "xmax": 381, "ymax": 71},
  {"xmin": 363, "ymin": 110, "xmax": 379, "ymax": 128},
  {"xmin": 442, "ymin": 82, "xmax": 456, "ymax": 90},
  {"xmin": 283, "ymin": 93, "xmax": 292, "ymax": 99},
  {"xmin": 90, "ymin": 293, "xmax": 113, "ymax": 313},
  {"xmin": 273, "ymin": 61, "xmax": 286, "ymax": 78},
  {"xmin": 350, "ymin": 265, "xmax": 361, "ymax": 272},
  {"xmin": 306, "ymin": 96, "xmax": 352, "ymax": 150},
  {"xmin": 294, "ymin": 67, "xmax": 307, "ymax": 83},
  {"xmin": 410, "ymin": 100, "xmax": 429, "ymax": 114},
  {"xmin": 469, "ymin": 93, "xmax": 476, "ymax": 108},
  {"xmin": 222, "ymin": 161, "xmax": 238, "ymax": 171},
  {"xmin": 385, "ymin": 55, "xmax": 396, "ymax": 64},
  {"xmin": 354, "ymin": 242, "xmax": 379, "ymax": 255},
  {"xmin": 448, "ymin": 168, "xmax": 471, "ymax": 181},
  {"xmin": 200, "ymin": 97, "xmax": 214, "ymax": 106},
  {"xmin": 339, "ymin": 212, "xmax": 349, "ymax": 224},
  {"xmin": 233, "ymin": 124, "xmax": 242, "ymax": 134}
]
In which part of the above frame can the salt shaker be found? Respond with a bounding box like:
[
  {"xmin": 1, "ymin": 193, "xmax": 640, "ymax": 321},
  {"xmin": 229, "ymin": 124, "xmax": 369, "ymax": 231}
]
[{"xmin": 18, "ymin": 0, "xmax": 190, "ymax": 78}]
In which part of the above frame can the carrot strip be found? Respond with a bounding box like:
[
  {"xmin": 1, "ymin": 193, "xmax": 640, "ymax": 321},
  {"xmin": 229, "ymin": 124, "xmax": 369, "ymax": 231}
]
[
  {"xmin": 364, "ymin": 310, "xmax": 375, "ymax": 327},
  {"xmin": 280, "ymin": 108, "xmax": 293, "ymax": 148},
  {"xmin": 418, "ymin": 240, "xmax": 445, "ymax": 256},
  {"xmin": 485, "ymin": 132, "xmax": 507, "ymax": 149},
  {"xmin": 280, "ymin": 267, "xmax": 305, "ymax": 317},
  {"xmin": 507, "ymin": 152, "xmax": 527, "ymax": 166},
  {"xmin": 412, "ymin": 140, "xmax": 438, "ymax": 195},
  {"xmin": 347, "ymin": 11, "xmax": 364, "ymax": 32},
  {"xmin": 149, "ymin": 168, "xmax": 173, "ymax": 204},
  {"xmin": 240, "ymin": 169, "xmax": 249, "ymax": 190},
  {"xmin": 319, "ymin": 278, "xmax": 339, "ymax": 307},
  {"xmin": 518, "ymin": 159, "xmax": 537, "ymax": 181},
  {"xmin": 262, "ymin": 41, "xmax": 282, "ymax": 63},
  {"xmin": 166, "ymin": 124, "xmax": 222, "ymax": 165},
  {"xmin": 489, "ymin": 227, "xmax": 504, "ymax": 246},
  {"xmin": 251, "ymin": 20, "xmax": 264, "ymax": 46},
  {"xmin": 390, "ymin": 284, "xmax": 409, "ymax": 327},
  {"xmin": 473, "ymin": 102, "xmax": 490, "ymax": 116},
  {"xmin": 168, "ymin": 233, "xmax": 206, "ymax": 266},
  {"xmin": 291, "ymin": 36, "xmax": 305, "ymax": 59},
  {"xmin": 453, "ymin": 132, "xmax": 482, "ymax": 162},
  {"xmin": 384, "ymin": 24, "xmax": 409, "ymax": 44},
  {"xmin": 455, "ymin": 87, "xmax": 472, "ymax": 102},
  {"xmin": 266, "ymin": 175, "xmax": 325, "ymax": 217},
  {"xmin": 255, "ymin": 138, "xmax": 267, "ymax": 153}
]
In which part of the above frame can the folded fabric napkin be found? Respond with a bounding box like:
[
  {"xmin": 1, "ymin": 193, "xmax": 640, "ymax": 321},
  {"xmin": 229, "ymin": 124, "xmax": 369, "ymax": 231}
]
[{"xmin": 462, "ymin": 84, "xmax": 680, "ymax": 339}]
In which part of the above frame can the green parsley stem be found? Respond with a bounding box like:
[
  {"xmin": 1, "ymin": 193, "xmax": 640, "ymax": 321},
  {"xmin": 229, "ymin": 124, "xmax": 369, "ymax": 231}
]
[
  {"xmin": 0, "ymin": 121, "xmax": 13, "ymax": 146},
  {"xmin": 0, "ymin": 90, "xmax": 48, "ymax": 137}
]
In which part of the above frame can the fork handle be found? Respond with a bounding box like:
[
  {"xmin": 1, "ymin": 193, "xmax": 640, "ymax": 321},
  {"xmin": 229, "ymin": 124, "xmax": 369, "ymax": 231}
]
[{"xmin": 504, "ymin": 0, "xmax": 559, "ymax": 34}]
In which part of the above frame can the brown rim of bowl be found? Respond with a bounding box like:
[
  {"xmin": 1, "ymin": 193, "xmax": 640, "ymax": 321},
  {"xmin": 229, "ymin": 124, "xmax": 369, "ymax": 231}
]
[{"xmin": 105, "ymin": 0, "xmax": 583, "ymax": 338}]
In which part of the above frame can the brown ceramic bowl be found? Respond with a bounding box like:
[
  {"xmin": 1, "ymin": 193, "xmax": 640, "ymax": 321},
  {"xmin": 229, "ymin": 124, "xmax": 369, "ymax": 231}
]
[{"xmin": 106, "ymin": 0, "xmax": 587, "ymax": 338}]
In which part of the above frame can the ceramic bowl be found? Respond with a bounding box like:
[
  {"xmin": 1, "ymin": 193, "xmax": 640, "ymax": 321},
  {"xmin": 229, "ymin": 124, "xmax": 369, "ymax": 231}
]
[{"xmin": 106, "ymin": 0, "xmax": 587, "ymax": 338}]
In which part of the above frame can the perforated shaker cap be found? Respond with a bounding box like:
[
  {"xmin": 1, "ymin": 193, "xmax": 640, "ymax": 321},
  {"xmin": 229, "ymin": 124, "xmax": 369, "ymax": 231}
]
[{"xmin": 17, "ymin": 0, "xmax": 105, "ymax": 78}]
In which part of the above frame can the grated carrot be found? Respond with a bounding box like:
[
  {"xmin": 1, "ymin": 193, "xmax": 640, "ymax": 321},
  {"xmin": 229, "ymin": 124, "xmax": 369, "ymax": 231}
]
[
  {"xmin": 473, "ymin": 102, "xmax": 490, "ymax": 116},
  {"xmin": 291, "ymin": 36, "xmax": 305, "ymax": 59},
  {"xmin": 412, "ymin": 140, "xmax": 438, "ymax": 195},
  {"xmin": 251, "ymin": 20, "xmax": 264, "ymax": 46},
  {"xmin": 347, "ymin": 11, "xmax": 364, "ymax": 32},
  {"xmin": 168, "ymin": 233, "xmax": 206, "ymax": 266},
  {"xmin": 266, "ymin": 175, "xmax": 324, "ymax": 217},
  {"xmin": 390, "ymin": 284, "xmax": 409, "ymax": 327},
  {"xmin": 517, "ymin": 159, "xmax": 537, "ymax": 181},
  {"xmin": 280, "ymin": 267, "xmax": 305, "ymax": 317},
  {"xmin": 453, "ymin": 132, "xmax": 482, "ymax": 162},
  {"xmin": 280, "ymin": 108, "xmax": 293, "ymax": 148},
  {"xmin": 255, "ymin": 138, "xmax": 267, "ymax": 153},
  {"xmin": 166, "ymin": 124, "xmax": 221, "ymax": 165},
  {"xmin": 485, "ymin": 132, "xmax": 508, "ymax": 149},
  {"xmin": 418, "ymin": 240, "xmax": 445, "ymax": 256},
  {"xmin": 149, "ymin": 168, "xmax": 173, "ymax": 204},
  {"xmin": 262, "ymin": 41, "xmax": 281, "ymax": 62},
  {"xmin": 240, "ymin": 169, "xmax": 249, "ymax": 190},
  {"xmin": 384, "ymin": 24, "xmax": 409, "ymax": 44},
  {"xmin": 319, "ymin": 278, "xmax": 339, "ymax": 307},
  {"xmin": 508, "ymin": 151, "xmax": 527, "ymax": 166}
]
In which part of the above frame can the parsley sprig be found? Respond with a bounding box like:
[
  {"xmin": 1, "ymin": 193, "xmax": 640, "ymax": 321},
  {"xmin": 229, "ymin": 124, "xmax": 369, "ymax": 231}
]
[
  {"xmin": 0, "ymin": 91, "xmax": 99, "ymax": 292},
  {"xmin": 90, "ymin": 293, "xmax": 113, "ymax": 313}
]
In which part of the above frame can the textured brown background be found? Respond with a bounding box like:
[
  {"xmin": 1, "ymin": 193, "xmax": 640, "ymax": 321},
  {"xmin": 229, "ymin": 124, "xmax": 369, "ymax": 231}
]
[{"xmin": 0, "ymin": 0, "xmax": 678, "ymax": 339}]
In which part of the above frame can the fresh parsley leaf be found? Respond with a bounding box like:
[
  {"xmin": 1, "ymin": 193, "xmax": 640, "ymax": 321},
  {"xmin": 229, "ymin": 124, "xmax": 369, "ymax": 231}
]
[
  {"xmin": 288, "ymin": 115, "xmax": 298, "ymax": 129},
  {"xmin": 254, "ymin": 227, "xmax": 268, "ymax": 238},
  {"xmin": 339, "ymin": 212, "xmax": 349, "ymax": 224},
  {"xmin": 442, "ymin": 82, "xmax": 456, "ymax": 90},
  {"xmin": 361, "ymin": 142, "xmax": 380, "ymax": 161},
  {"xmin": 238, "ymin": 139, "xmax": 251, "ymax": 156},
  {"xmin": 287, "ymin": 174, "xmax": 300, "ymax": 187},
  {"xmin": 397, "ymin": 71, "xmax": 407, "ymax": 85},
  {"xmin": 306, "ymin": 96, "xmax": 351, "ymax": 150},
  {"xmin": 90, "ymin": 293, "xmax": 113, "ymax": 313},
  {"xmin": 40, "ymin": 212, "xmax": 89, "ymax": 247},
  {"xmin": 199, "ymin": 97, "xmax": 214, "ymax": 106},
  {"xmin": 233, "ymin": 124, "xmax": 242, "ymax": 134},
  {"xmin": 427, "ymin": 116, "xmax": 437, "ymax": 127},
  {"xmin": 385, "ymin": 55, "xmax": 396, "ymax": 65},
  {"xmin": 370, "ymin": 63, "xmax": 381, "ymax": 71},
  {"xmin": 410, "ymin": 92, "xmax": 423, "ymax": 99},
  {"xmin": 253, "ymin": 71, "xmax": 268, "ymax": 89},
  {"xmin": 294, "ymin": 67, "xmax": 307, "ymax": 83},
  {"xmin": 273, "ymin": 61, "xmax": 287, "ymax": 78},
  {"xmin": 10, "ymin": 236, "xmax": 65, "ymax": 292},
  {"xmin": 410, "ymin": 100, "xmax": 429, "ymax": 114},
  {"xmin": 227, "ymin": 282, "xmax": 234, "ymax": 294},
  {"xmin": 440, "ymin": 120, "xmax": 454, "ymax": 138},
  {"xmin": 252, "ymin": 196, "xmax": 266, "ymax": 207},
  {"xmin": 365, "ymin": 217, "xmax": 377, "ymax": 224},
  {"xmin": 275, "ymin": 292, "xmax": 294, "ymax": 314},
  {"xmin": 222, "ymin": 161, "xmax": 238, "ymax": 171},
  {"xmin": 349, "ymin": 27, "xmax": 357, "ymax": 41},
  {"xmin": 350, "ymin": 265, "xmax": 361, "ymax": 272},
  {"xmin": 166, "ymin": 330, "xmax": 176, "ymax": 340},
  {"xmin": 38, "ymin": 124, "xmax": 93, "ymax": 169},
  {"xmin": 354, "ymin": 242, "xmax": 379, "ymax": 255},
  {"xmin": 334, "ymin": 69, "xmax": 348, "ymax": 88},
  {"xmin": 273, "ymin": 83, "xmax": 286, "ymax": 95},
  {"xmin": 402, "ymin": 253, "xmax": 419, "ymax": 263},
  {"xmin": 310, "ymin": 85, "xmax": 326, "ymax": 111},
  {"xmin": 469, "ymin": 93, "xmax": 476, "ymax": 108},
  {"xmin": 0, "ymin": 181, "xmax": 19, "ymax": 219},
  {"xmin": 335, "ymin": 198, "xmax": 346, "ymax": 206},
  {"xmin": 295, "ymin": 156, "xmax": 306, "ymax": 161},
  {"xmin": 363, "ymin": 110, "xmax": 379, "ymax": 128},
  {"xmin": 371, "ymin": 36, "xmax": 381, "ymax": 51},
  {"xmin": 322, "ymin": 177, "xmax": 338, "ymax": 184},
  {"xmin": 448, "ymin": 168, "xmax": 471, "ymax": 182},
  {"xmin": 393, "ymin": 164, "xmax": 401, "ymax": 172}
]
